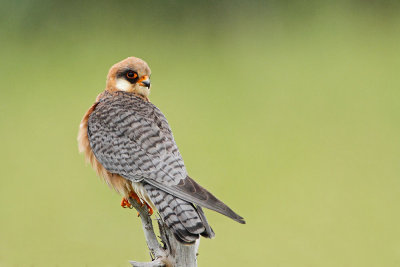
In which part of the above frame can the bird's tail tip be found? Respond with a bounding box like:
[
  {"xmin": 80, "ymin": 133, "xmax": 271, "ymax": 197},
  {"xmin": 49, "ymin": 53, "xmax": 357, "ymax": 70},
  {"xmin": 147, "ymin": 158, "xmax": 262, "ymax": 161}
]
[{"xmin": 236, "ymin": 217, "xmax": 246, "ymax": 224}]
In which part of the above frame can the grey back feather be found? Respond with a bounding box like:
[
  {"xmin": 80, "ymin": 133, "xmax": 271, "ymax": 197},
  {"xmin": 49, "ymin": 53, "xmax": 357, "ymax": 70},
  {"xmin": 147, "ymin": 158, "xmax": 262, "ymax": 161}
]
[{"xmin": 88, "ymin": 91, "xmax": 245, "ymax": 243}]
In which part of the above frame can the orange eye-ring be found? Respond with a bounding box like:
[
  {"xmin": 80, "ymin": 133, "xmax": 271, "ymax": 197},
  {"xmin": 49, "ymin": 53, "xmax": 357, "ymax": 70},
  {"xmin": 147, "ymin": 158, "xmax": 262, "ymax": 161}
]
[{"xmin": 126, "ymin": 71, "xmax": 137, "ymax": 79}]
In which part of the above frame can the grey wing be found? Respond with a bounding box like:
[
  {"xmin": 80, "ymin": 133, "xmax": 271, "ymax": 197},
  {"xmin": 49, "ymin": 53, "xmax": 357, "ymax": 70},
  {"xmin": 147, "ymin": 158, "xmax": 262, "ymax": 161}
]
[
  {"xmin": 88, "ymin": 98, "xmax": 245, "ymax": 224},
  {"xmin": 88, "ymin": 99, "xmax": 186, "ymax": 183}
]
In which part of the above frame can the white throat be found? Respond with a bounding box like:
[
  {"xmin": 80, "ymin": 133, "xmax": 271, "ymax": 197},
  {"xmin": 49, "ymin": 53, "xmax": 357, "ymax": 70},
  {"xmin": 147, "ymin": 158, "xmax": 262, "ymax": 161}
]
[{"xmin": 115, "ymin": 78, "xmax": 131, "ymax": 91}]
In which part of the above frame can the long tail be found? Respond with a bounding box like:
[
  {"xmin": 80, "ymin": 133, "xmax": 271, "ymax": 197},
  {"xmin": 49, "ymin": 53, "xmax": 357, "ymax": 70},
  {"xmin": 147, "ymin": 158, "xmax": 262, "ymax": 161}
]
[
  {"xmin": 144, "ymin": 183, "xmax": 215, "ymax": 244},
  {"xmin": 145, "ymin": 176, "xmax": 246, "ymax": 224}
]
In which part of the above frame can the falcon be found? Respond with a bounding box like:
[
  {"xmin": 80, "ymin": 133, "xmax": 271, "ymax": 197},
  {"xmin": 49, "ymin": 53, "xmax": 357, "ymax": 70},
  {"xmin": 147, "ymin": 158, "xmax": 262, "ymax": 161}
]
[{"xmin": 78, "ymin": 57, "xmax": 245, "ymax": 244}]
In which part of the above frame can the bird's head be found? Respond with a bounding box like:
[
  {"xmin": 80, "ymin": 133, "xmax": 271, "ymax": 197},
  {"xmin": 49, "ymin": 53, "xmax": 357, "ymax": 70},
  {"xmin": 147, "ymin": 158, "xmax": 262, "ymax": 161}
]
[{"xmin": 106, "ymin": 57, "xmax": 151, "ymax": 99}]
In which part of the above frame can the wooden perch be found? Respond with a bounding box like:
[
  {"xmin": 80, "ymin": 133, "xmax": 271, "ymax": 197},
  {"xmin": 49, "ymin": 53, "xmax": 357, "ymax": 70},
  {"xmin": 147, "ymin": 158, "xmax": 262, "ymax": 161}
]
[{"xmin": 128, "ymin": 197, "xmax": 200, "ymax": 267}]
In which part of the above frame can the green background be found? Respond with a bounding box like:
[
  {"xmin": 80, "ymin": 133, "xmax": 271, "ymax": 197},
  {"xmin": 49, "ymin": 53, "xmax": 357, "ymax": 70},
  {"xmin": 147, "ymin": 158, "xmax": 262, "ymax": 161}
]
[{"xmin": 1, "ymin": 1, "xmax": 400, "ymax": 266}]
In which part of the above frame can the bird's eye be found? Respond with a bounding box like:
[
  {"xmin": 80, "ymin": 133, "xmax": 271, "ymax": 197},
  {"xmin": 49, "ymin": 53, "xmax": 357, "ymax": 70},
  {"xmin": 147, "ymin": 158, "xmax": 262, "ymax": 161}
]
[{"xmin": 126, "ymin": 71, "xmax": 137, "ymax": 79}]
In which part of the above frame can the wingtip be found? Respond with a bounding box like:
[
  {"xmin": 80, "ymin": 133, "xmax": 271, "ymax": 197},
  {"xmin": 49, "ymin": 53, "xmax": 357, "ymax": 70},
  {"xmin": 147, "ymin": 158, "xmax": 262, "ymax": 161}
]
[{"xmin": 234, "ymin": 216, "xmax": 246, "ymax": 224}]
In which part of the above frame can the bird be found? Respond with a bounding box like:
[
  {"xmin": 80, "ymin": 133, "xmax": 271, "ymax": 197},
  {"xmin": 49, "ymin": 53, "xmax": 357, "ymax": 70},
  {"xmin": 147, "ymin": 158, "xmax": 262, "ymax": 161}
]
[{"xmin": 78, "ymin": 56, "xmax": 245, "ymax": 244}]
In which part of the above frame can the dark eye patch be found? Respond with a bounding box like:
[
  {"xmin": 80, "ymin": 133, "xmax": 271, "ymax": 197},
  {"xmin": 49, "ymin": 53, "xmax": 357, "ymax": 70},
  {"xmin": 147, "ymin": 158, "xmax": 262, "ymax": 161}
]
[
  {"xmin": 126, "ymin": 71, "xmax": 137, "ymax": 79},
  {"xmin": 118, "ymin": 69, "xmax": 138, "ymax": 84}
]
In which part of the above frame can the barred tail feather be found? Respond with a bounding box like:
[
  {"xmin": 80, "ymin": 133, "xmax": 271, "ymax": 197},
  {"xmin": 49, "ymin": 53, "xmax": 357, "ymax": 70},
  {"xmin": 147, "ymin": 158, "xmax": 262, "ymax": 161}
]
[
  {"xmin": 145, "ymin": 176, "xmax": 246, "ymax": 224},
  {"xmin": 144, "ymin": 183, "xmax": 214, "ymax": 244}
]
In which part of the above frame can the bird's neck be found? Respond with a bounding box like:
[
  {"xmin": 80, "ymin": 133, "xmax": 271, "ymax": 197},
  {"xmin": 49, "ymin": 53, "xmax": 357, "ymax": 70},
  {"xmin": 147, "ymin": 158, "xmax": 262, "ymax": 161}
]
[{"xmin": 104, "ymin": 89, "xmax": 150, "ymax": 102}]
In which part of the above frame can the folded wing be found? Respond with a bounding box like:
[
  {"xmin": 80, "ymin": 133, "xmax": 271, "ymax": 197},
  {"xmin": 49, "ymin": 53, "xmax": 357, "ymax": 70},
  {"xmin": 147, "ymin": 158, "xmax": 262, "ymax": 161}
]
[{"xmin": 88, "ymin": 92, "xmax": 245, "ymax": 224}]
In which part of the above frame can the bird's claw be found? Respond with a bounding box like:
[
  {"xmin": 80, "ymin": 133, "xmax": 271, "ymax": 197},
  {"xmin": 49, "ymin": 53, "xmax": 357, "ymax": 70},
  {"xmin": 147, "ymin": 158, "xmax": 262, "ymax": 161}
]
[
  {"xmin": 121, "ymin": 191, "xmax": 153, "ymax": 215},
  {"xmin": 121, "ymin": 191, "xmax": 141, "ymax": 209},
  {"xmin": 121, "ymin": 198, "xmax": 132, "ymax": 209},
  {"xmin": 146, "ymin": 204, "xmax": 153, "ymax": 216}
]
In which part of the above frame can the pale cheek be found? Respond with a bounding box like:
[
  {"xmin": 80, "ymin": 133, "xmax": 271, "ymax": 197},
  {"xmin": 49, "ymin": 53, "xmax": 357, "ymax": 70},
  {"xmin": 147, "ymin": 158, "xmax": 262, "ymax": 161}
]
[
  {"xmin": 115, "ymin": 78, "xmax": 131, "ymax": 91},
  {"xmin": 136, "ymin": 86, "xmax": 150, "ymax": 96}
]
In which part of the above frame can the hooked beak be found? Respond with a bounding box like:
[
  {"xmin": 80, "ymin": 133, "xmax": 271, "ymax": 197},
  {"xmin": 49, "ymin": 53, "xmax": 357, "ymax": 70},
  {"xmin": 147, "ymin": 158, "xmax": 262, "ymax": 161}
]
[{"xmin": 138, "ymin": 75, "xmax": 151, "ymax": 88}]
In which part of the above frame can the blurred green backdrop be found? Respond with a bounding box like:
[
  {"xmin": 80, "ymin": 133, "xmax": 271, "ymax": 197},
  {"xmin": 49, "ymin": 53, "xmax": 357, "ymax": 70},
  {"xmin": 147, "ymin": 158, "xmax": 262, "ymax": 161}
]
[{"xmin": 1, "ymin": 0, "xmax": 400, "ymax": 266}]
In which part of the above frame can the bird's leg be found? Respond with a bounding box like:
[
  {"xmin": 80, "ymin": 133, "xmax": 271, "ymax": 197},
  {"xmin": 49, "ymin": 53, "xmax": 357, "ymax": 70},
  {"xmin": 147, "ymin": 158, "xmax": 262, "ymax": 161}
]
[
  {"xmin": 129, "ymin": 191, "xmax": 154, "ymax": 215},
  {"xmin": 121, "ymin": 197, "xmax": 132, "ymax": 208},
  {"xmin": 121, "ymin": 191, "xmax": 141, "ymax": 209},
  {"xmin": 122, "ymin": 191, "xmax": 153, "ymax": 216},
  {"xmin": 145, "ymin": 203, "xmax": 153, "ymax": 216}
]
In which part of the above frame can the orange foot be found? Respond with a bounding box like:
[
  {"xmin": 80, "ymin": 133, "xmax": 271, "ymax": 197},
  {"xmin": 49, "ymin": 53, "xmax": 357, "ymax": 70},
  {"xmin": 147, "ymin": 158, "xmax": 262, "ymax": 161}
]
[
  {"xmin": 120, "ymin": 191, "xmax": 154, "ymax": 216},
  {"xmin": 145, "ymin": 203, "xmax": 153, "ymax": 216},
  {"xmin": 120, "ymin": 197, "xmax": 132, "ymax": 209},
  {"xmin": 120, "ymin": 191, "xmax": 140, "ymax": 208}
]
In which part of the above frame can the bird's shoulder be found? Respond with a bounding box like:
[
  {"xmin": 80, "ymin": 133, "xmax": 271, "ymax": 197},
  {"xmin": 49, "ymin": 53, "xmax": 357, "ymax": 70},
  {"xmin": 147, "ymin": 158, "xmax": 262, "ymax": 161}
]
[{"xmin": 86, "ymin": 90, "xmax": 187, "ymax": 182}]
